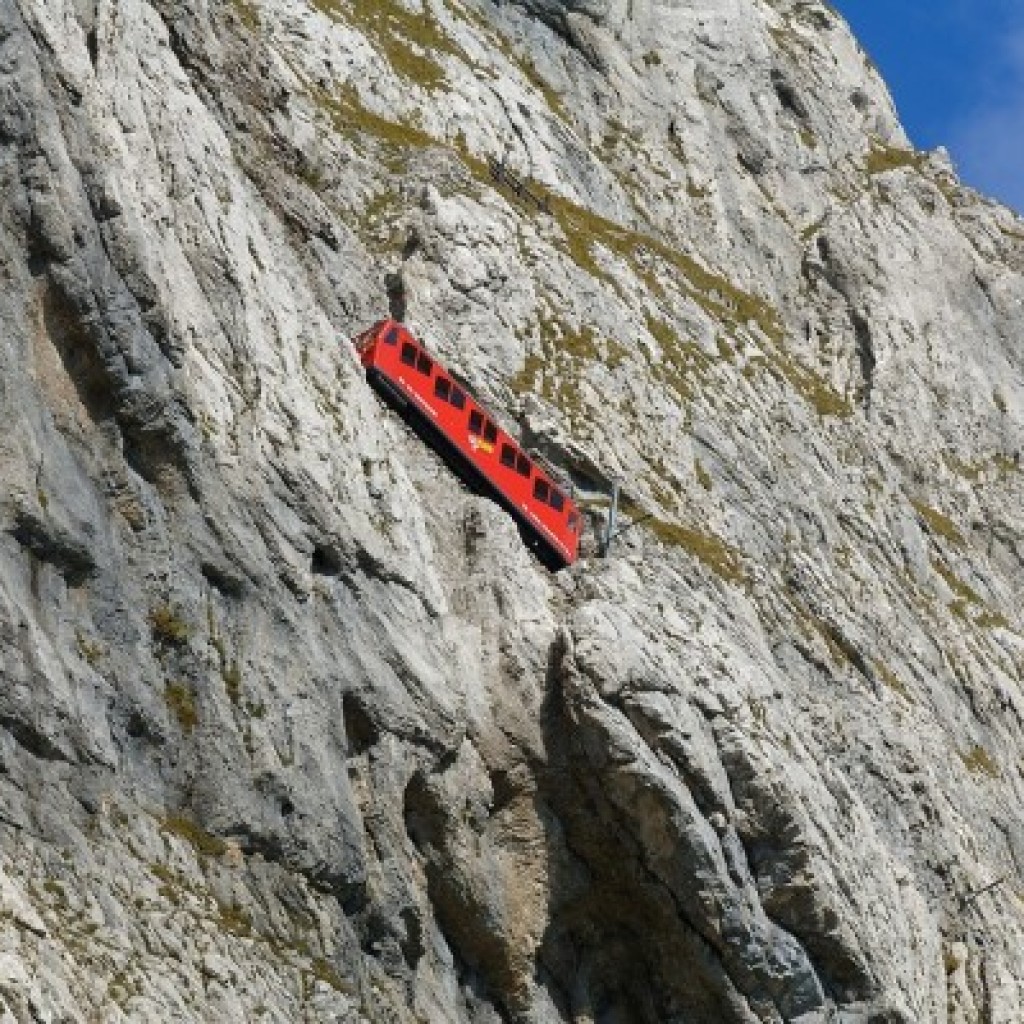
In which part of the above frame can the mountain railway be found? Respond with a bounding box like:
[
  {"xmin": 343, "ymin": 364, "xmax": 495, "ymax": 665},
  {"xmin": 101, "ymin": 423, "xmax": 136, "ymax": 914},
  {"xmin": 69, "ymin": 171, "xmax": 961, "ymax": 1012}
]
[{"xmin": 353, "ymin": 319, "xmax": 582, "ymax": 570}]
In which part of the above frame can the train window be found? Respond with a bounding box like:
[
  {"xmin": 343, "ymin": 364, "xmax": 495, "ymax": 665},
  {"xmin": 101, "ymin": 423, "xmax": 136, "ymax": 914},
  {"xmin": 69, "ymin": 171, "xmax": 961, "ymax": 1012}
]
[
  {"xmin": 469, "ymin": 410, "xmax": 483, "ymax": 435},
  {"xmin": 434, "ymin": 377, "xmax": 451, "ymax": 401},
  {"xmin": 500, "ymin": 444, "xmax": 516, "ymax": 468},
  {"xmin": 516, "ymin": 453, "xmax": 531, "ymax": 477},
  {"xmin": 383, "ymin": 326, "xmax": 400, "ymax": 345},
  {"xmin": 568, "ymin": 512, "xmax": 579, "ymax": 531},
  {"xmin": 450, "ymin": 386, "xmax": 466, "ymax": 409},
  {"xmin": 533, "ymin": 478, "xmax": 550, "ymax": 502},
  {"xmin": 550, "ymin": 489, "xmax": 565, "ymax": 512},
  {"xmin": 416, "ymin": 351, "xmax": 432, "ymax": 375},
  {"xmin": 483, "ymin": 421, "xmax": 498, "ymax": 444},
  {"xmin": 401, "ymin": 342, "xmax": 417, "ymax": 366}
]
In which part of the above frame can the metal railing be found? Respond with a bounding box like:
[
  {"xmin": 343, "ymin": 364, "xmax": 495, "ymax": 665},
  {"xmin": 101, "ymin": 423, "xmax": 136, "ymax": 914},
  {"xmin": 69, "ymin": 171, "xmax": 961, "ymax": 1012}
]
[{"xmin": 488, "ymin": 157, "xmax": 552, "ymax": 215}]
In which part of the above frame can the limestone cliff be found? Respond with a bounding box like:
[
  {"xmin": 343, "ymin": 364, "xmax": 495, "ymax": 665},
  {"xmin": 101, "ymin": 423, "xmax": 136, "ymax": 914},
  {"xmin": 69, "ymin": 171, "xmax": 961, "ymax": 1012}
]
[{"xmin": 1, "ymin": 0, "xmax": 1023, "ymax": 1021}]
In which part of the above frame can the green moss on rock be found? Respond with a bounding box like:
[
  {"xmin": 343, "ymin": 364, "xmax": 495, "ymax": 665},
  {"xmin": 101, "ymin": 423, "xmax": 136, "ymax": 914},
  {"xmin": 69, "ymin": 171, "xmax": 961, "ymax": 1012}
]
[
  {"xmin": 149, "ymin": 604, "xmax": 190, "ymax": 648},
  {"xmin": 912, "ymin": 500, "xmax": 964, "ymax": 545},
  {"xmin": 647, "ymin": 517, "xmax": 746, "ymax": 584},
  {"xmin": 164, "ymin": 682, "xmax": 198, "ymax": 733},
  {"xmin": 960, "ymin": 744, "xmax": 1001, "ymax": 779},
  {"xmin": 312, "ymin": 0, "xmax": 466, "ymax": 91},
  {"xmin": 866, "ymin": 142, "xmax": 926, "ymax": 176},
  {"xmin": 160, "ymin": 815, "xmax": 228, "ymax": 858}
]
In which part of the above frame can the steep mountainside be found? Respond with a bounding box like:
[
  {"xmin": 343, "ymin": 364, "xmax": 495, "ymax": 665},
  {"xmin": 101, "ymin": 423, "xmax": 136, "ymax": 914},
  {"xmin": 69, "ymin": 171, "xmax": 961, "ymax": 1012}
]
[{"xmin": 1, "ymin": 0, "xmax": 1023, "ymax": 1020}]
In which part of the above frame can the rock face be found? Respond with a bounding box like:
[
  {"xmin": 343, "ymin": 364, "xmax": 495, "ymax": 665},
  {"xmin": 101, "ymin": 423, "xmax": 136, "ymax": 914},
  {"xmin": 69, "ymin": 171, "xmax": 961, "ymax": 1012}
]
[{"xmin": 0, "ymin": 0, "xmax": 1023, "ymax": 1020}]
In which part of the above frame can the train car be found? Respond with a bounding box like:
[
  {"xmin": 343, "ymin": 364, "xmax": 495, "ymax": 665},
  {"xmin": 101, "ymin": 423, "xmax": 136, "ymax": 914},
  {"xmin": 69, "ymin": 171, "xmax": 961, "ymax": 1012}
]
[{"xmin": 353, "ymin": 319, "xmax": 582, "ymax": 570}]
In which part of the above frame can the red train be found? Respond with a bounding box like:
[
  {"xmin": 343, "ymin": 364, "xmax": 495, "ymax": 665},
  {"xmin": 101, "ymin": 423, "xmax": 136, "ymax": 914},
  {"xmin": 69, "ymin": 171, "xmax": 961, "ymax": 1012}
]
[{"xmin": 353, "ymin": 319, "xmax": 582, "ymax": 569}]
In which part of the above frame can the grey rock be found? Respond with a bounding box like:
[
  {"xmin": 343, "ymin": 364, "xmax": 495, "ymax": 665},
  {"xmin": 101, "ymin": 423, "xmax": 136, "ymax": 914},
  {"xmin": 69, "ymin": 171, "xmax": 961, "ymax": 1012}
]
[{"xmin": 0, "ymin": 0, "xmax": 1021, "ymax": 1021}]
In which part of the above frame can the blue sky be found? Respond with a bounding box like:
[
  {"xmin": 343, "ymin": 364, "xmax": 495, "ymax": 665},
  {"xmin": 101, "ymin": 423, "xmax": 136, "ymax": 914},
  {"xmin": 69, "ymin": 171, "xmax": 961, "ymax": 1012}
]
[{"xmin": 832, "ymin": 2, "xmax": 1024, "ymax": 213}]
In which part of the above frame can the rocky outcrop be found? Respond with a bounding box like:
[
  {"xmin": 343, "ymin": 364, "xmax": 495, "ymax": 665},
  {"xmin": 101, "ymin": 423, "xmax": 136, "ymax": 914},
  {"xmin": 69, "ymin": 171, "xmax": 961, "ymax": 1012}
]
[{"xmin": 1, "ymin": 0, "xmax": 1023, "ymax": 1020}]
